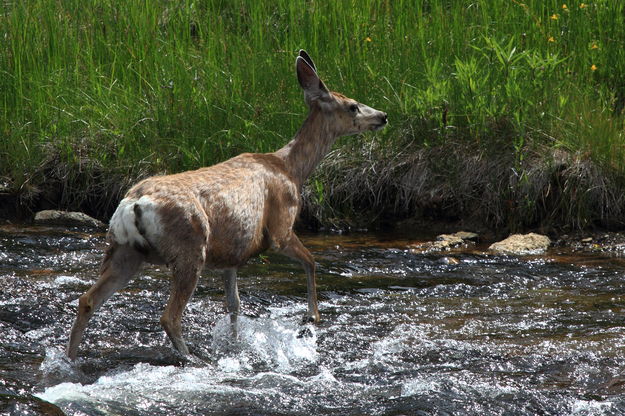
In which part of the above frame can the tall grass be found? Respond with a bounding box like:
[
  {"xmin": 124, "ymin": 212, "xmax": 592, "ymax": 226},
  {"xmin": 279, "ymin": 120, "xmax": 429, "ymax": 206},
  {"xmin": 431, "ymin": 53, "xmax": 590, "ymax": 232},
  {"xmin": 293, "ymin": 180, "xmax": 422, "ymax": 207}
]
[{"xmin": 1, "ymin": 0, "xmax": 624, "ymax": 227}]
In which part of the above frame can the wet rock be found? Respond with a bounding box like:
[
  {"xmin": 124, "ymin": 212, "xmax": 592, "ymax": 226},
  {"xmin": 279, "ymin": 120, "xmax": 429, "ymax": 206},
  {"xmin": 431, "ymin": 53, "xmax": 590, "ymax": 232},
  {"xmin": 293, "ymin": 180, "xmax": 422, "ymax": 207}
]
[
  {"xmin": 603, "ymin": 375, "xmax": 625, "ymax": 395},
  {"xmin": 555, "ymin": 232, "xmax": 625, "ymax": 254},
  {"xmin": 580, "ymin": 233, "xmax": 625, "ymax": 254},
  {"xmin": 0, "ymin": 390, "xmax": 65, "ymax": 416},
  {"xmin": 489, "ymin": 233, "xmax": 551, "ymax": 255},
  {"xmin": 452, "ymin": 231, "xmax": 479, "ymax": 242},
  {"xmin": 434, "ymin": 234, "xmax": 464, "ymax": 249},
  {"xmin": 409, "ymin": 231, "xmax": 478, "ymax": 253},
  {"xmin": 34, "ymin": 210, "xmax": 106, "ymax": 229}
]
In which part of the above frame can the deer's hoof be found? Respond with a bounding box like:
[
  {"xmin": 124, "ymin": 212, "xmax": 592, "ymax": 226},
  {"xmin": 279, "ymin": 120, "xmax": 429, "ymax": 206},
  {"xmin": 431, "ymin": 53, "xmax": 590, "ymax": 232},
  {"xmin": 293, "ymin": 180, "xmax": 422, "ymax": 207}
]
[{"xmin": 301, "ymin": 314, "xmax": 320, "ymax": 325}]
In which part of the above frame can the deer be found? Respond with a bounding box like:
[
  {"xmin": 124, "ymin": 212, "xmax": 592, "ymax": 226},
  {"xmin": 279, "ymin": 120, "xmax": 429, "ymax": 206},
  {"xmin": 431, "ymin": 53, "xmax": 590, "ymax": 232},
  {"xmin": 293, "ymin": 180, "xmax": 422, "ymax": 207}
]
[{"xmin": 66, "ymin": 50, "xmax": 388, "ymax": 360}]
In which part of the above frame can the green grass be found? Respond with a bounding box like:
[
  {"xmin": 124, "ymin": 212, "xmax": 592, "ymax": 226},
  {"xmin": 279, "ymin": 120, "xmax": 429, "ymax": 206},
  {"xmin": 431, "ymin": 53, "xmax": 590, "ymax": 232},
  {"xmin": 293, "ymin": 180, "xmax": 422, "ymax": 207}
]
[{"xmin": 1, "ymin": 0, "xmax": 624, "ymax": 229}]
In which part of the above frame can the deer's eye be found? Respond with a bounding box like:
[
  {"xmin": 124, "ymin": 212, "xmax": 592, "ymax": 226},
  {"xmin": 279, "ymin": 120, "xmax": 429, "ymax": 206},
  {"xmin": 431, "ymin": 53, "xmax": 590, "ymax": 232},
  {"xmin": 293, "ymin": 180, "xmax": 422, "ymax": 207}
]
[{"xmin": 349, "ymin": 103, "xmax": 359, "ymax": 113}]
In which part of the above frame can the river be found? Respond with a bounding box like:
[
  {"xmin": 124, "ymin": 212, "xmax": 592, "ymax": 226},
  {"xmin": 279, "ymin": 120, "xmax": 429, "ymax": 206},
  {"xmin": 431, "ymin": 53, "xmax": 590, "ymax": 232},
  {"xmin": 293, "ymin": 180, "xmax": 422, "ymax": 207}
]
[{"xmin": 1, "ymin": 225, "xmax": 625, "ymax": 415}]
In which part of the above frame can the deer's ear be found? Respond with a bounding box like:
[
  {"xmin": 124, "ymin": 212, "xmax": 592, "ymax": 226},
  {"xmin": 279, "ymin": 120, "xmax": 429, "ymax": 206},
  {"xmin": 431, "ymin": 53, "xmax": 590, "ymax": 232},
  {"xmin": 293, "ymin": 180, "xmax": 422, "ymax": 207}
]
[
  {"xmin": 296, "ymin": 56, "xmax": 329, "ymax": 100},
  {"xmin": 298, "ymin": 50, "xmax": 317, "ymax": 73}
]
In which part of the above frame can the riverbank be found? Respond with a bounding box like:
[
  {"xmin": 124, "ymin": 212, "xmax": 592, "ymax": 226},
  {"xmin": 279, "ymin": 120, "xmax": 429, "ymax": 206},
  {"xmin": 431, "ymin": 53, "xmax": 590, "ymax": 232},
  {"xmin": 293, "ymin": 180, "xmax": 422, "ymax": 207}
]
[
  {"xmin": 2, "ymin": 138, "xmax": 625, "ymax": 236},
  {"xmin": 300, "ymin": 137, "xmax": 625, "ymax": 234}
]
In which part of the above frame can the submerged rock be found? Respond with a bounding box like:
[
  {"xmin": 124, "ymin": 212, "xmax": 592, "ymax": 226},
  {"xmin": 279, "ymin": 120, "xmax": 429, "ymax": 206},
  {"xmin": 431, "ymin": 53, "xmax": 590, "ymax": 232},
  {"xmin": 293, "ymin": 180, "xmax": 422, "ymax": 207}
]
[
  {"xmin": 34, "ymin": 210, "xmax": 106, "ymax": 229},
  {"xmin": 489, "ymin": 233, "xmax": 551, "ymax": 255},
  {"xmin": 0, "ymin": 391, "xmax": 65, "ymax": 416}
]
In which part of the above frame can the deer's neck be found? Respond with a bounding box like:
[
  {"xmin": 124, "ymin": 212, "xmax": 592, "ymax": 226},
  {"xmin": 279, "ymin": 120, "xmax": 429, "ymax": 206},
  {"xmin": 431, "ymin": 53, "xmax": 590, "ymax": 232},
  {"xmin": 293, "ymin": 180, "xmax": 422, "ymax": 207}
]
[{"xmin": 274, "ymin": 108, "xmax": 338, "ymax": 188}]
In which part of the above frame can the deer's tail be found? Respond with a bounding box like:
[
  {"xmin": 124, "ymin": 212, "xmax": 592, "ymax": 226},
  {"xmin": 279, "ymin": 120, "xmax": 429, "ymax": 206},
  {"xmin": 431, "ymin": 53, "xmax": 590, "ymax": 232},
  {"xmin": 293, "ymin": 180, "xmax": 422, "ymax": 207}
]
[{"xmin": 108, "ymin": 196, "xmax": 162, "ymax": 252}]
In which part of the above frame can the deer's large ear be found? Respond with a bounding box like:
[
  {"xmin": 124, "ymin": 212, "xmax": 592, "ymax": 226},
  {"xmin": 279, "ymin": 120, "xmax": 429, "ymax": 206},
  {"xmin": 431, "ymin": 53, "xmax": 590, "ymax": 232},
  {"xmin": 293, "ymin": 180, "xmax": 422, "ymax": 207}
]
[
  {"xmin": 299, "ymin": 50, "xmax": 317, "ymax": 73},
  {"xmin": 296, "ymin": 56, "xmax": 329, "ymax": 101}
]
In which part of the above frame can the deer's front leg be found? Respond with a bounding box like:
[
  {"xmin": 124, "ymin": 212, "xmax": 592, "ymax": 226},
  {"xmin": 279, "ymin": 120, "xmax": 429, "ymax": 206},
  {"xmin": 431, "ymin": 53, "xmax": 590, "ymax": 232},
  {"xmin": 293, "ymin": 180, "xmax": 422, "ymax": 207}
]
[
  {"xmin": 222, "ymin": 268, "xmax": 240, "ymax": 337},
  {"xmin": 279, "ymin": 233, "xmax": 320, "ymax": 323}
]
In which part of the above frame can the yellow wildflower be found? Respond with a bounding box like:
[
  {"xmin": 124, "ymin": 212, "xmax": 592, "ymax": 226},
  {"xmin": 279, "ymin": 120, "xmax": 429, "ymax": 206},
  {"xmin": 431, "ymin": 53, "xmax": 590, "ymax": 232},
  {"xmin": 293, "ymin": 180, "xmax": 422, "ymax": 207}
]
[
  {"xmin": 591, "ymin": 64, "xmax": 598, "ymax": 71},
  {"xmin": 550, "ymin": 13, "xmax": 559, "ymax": 20},
  {"xmin": 580, "ymin": 3, "xmax": 588, "ymax": 8},
  {"xmin": 591, "ymin": 43, "xmax": 599, "ymax": 49},
  {"xmin": 365, "ymin": 37, "xmax": 372, "ymax": 42},
  {"xmin": 562, "ymin": 4, "xmax": 568, "ymax": 10},
  {"xmin": 548, "ymin": 36, "xmax": 556, "ymax": 43}
]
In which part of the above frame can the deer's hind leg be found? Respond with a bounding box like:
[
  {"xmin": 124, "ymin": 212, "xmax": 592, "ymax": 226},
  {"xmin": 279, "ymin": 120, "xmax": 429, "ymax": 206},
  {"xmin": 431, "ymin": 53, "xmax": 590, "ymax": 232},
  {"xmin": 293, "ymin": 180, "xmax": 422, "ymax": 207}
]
[
  {"xmin": 67, "ymin": 243, "xmax": 143, "ymax": 360},
  {"xmin": 160, "ymin": 261, "xmax": 202, "ymax": 355},
  {"xmin": 157, "ymin": 205, "xmax": 209, "ymax": 355}
]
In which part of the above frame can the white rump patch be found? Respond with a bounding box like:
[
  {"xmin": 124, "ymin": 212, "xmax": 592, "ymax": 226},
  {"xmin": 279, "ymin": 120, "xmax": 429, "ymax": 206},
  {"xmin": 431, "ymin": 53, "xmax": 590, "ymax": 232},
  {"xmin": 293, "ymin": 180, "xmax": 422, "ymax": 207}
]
[{"xmin": 109, "ymin": 196, "xmax": 162, "ymax": 247}]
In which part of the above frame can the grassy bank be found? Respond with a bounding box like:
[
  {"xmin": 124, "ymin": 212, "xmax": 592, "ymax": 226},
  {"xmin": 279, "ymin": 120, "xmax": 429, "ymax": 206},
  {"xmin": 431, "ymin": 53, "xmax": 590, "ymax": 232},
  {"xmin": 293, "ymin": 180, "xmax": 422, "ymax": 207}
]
[{"xmin": 1, "ymin": 0, "xmax": 625, "ymax": 231}]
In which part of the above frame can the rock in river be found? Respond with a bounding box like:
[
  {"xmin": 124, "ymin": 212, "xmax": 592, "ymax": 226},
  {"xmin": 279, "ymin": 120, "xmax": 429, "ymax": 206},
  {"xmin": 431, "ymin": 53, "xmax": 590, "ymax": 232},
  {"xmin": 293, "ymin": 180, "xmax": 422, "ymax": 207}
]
[
  {"xmin": 34, "ymin": 210, "xmax": 106, "ymax": 229},
  {"xmin": 409, "ymin": 231, "xmax": 479, "ymax": 253},
  {"xmin": 489, "ymin": 233, "xmax": 551, "ymax": 255}
]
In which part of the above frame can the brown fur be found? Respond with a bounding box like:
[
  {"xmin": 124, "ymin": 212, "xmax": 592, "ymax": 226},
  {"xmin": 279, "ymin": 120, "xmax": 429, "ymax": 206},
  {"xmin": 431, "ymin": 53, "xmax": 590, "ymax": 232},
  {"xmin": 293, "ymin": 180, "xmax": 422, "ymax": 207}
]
[{"xmin": 66, "ymin": 50, "xmax": 387, "ymax": 359}]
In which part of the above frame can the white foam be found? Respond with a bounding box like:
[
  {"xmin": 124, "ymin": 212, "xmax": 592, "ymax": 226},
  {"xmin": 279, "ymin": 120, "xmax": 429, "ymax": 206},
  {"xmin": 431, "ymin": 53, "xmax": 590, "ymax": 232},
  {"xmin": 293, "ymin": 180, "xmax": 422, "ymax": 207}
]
[
  {"xmin": 217, "ymin": 356, "xmax": 245, "ymax": 373},
  {"xmin": 372, "ymin": 323, "xmax": 432, "ymax": 364},
  {"xmin": 309, "ymin": 367, "xmax": 340, "ymax": 385},
  {"xmin": 401, "ymin": 377, "xmax": 442, "ymax": 397},
  {"xmin": 571, "ymin": 399, "xmax": 613, "ymax": 415},
  {"xmin": 39, "ymin": 347, "xmax": 79, "ymax": 380},
  {"xmin": 38, "ymin": 381, "xmax": 91, "ymax": 403},
  {"xmin": 211, "ymin": 314, "xmax": 318, "ymax": 372},
  {"xmin": 40, "ymin": 363, "xmax": 216, "ymax": 403},
  {"xmin": 53, "ymin": 275, "xmax": 89, "ymax": 286},
  {"xmin": 25, "ymin": 325, "xmax": 55, "ymax": 341},
  {"xmin": 38, "ymin": 313, "xmax": 319, "ymax": 409}
]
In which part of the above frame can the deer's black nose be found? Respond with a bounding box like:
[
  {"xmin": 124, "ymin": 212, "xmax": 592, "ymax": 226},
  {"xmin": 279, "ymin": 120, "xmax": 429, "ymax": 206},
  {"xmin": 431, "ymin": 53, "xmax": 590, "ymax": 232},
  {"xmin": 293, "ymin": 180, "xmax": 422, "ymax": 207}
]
[{"xmin": 381, "ymin": 113, "xmax": 388, "ymax": 124}]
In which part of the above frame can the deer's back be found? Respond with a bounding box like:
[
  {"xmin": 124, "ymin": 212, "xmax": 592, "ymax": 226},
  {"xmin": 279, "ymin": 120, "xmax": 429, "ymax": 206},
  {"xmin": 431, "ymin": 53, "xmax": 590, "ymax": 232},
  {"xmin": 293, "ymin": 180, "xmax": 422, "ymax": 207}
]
[{"xmin": 117, "ymin": 153, "xmax": 299, "ymax": 268}]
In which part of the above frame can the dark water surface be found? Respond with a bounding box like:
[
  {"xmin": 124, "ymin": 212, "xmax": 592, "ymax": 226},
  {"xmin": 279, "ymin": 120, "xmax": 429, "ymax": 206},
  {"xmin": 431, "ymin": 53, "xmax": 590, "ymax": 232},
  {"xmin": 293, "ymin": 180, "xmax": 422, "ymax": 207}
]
[{"xmin": 1, "ymin": 225, "xmax": 625, "ymax": 415}]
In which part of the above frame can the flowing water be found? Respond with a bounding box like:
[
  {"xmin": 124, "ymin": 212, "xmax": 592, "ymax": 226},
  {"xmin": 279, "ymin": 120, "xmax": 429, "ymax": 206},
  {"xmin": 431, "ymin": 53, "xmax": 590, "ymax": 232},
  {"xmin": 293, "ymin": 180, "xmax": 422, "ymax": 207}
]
[{"xmin": 1, "ymin": 224, "xmax": 625, "ymax": 415}]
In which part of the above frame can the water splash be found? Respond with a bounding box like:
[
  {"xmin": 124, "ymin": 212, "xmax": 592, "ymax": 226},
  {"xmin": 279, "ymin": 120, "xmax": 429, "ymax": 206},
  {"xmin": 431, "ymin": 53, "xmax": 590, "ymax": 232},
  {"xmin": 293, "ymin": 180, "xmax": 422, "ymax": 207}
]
[
  {"xmin": 211, "ymin": 313, "xmax": 318, "ymax": 373},
  {"xmin": 39, "ymin": 347, "xmax": 81, "ymax": 385},
  {"xmin": 37, "ymin": 312, "xmax": 319, "ymax": 413}
]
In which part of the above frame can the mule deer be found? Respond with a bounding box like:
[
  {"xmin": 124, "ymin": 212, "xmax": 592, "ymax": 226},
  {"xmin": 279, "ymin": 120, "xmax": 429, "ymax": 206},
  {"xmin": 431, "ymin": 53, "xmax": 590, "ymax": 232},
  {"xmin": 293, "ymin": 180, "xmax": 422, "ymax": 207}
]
[{"xmin": 66, "ymin": 50, "xmax": 387, "ymax": 359}]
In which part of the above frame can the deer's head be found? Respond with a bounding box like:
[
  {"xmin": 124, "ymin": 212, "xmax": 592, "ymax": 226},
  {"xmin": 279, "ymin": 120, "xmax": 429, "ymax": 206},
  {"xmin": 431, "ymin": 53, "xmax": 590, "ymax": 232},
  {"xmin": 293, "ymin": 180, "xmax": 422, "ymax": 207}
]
[{"xmin": 296, "ymin": 50, "xmax": 388, "ymax": 137}]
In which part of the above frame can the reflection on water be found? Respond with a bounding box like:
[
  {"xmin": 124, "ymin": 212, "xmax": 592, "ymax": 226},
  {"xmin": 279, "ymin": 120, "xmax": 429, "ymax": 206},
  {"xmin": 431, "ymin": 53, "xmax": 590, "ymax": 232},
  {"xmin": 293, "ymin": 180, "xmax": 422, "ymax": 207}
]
[{"xmin": 1, "ymin": 225, "xmax": 625, "ymax": 415}]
